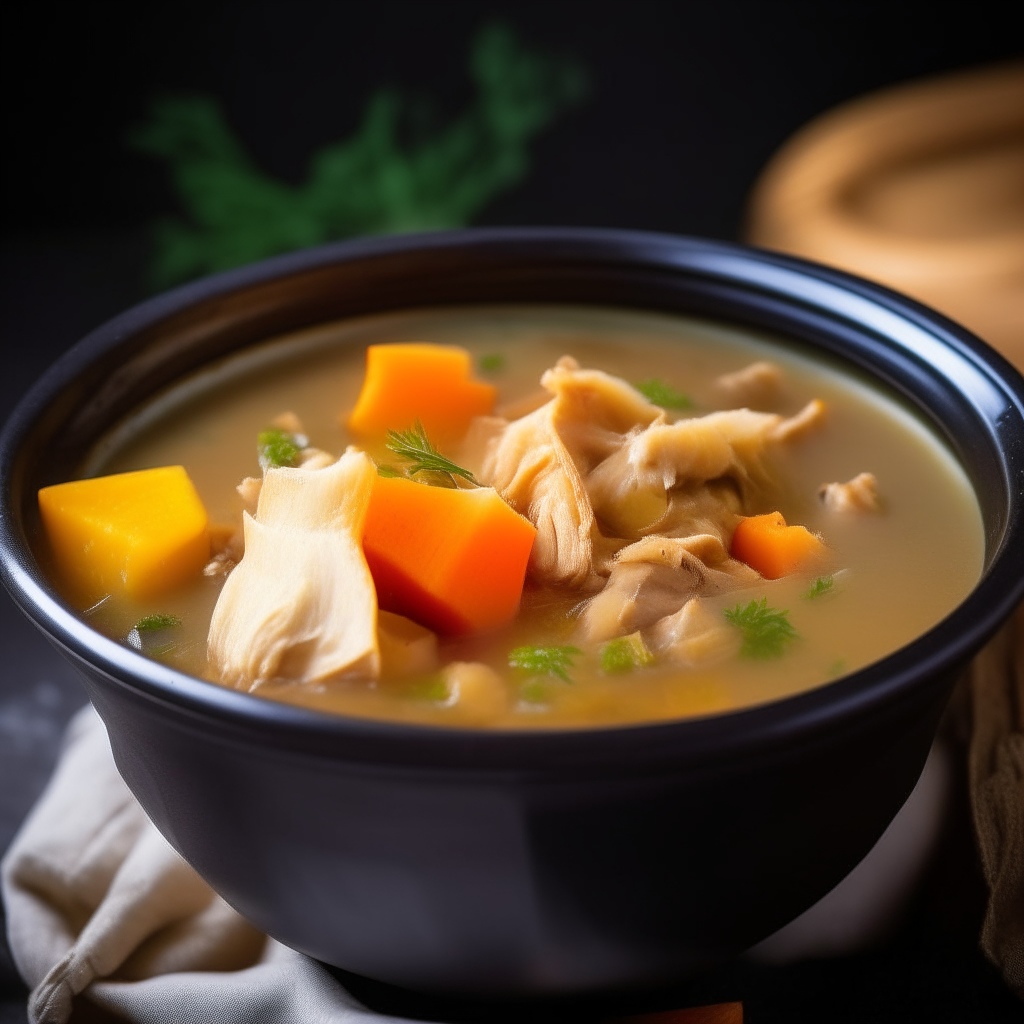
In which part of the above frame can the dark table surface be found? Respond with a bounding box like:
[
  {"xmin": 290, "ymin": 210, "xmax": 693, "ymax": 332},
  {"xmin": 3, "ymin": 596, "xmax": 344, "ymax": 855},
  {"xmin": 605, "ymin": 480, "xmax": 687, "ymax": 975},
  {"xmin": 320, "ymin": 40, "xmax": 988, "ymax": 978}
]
[{"xmin": 1, "ymin": 234, "xmax": 1021, "ymax": 1023}]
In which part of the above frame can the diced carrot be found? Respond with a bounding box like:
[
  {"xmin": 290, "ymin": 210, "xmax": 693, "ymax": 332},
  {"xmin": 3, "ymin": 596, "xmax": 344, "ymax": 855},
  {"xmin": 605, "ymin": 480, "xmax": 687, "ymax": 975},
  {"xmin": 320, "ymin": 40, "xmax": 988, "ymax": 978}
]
[
  {"xmin": 731, "ymin": 511, "xmax": 824, "ymax": 580},
  {"xmin": 362, "ymin": 476, "xmax": 536, "ymax": 636},
  {"xmin": 38, "ymin": 466, "xmax": 209, "ymax": 602},
  {"xmin": 346, "ymin": 343, "xmax": 497, "ymax": 443}
]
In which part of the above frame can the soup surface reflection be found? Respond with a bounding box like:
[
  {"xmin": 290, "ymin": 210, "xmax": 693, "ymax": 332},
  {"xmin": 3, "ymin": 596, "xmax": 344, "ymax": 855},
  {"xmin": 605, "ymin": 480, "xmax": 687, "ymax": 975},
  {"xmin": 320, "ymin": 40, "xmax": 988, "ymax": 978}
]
[{"xmin": 73, "ymin": 306, "xmax": 982, "ymax": 727}]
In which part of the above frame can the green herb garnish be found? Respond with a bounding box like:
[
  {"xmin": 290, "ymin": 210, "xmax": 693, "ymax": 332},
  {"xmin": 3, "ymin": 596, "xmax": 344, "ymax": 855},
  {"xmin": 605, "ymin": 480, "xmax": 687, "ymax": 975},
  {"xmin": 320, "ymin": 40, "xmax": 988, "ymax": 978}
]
[
  {"xmin": 600, "ymin": 634, "xmax": 655, "ymax": 674},
  {"xmin": 376, "ymin": 464, "xmax": 404, "ymax": 479},
  {"xmin": 479, "ymin": 353, "xmax": 506, "ymax": 373},
  {"xmin": 804, "ymin": 575, "xmax": 834, "ymax": 600},
  {"xmin": 508, "ymin": 645, "xmax": 582, "ymax": 682},
  {"xmin": 407, "ymin": 675, "xmax": 451, "ymax": 703},
  {"xmin": 724, "ymin": 599, "xmax": 797, "ymax": 660},
  {"xmin": 258, "ymin": 427, "xmax": 301, "ymax": 470},
  {"xmin": 135, "ymin": 613, "xmax": 182, "ymax": 633},
  {"xmin": 634, "ymin": 378, "xmax": 693, "ymax": 409},
  {"xmin": 385, "ymin": 421, "xmax": 479, "ymax": 487}
]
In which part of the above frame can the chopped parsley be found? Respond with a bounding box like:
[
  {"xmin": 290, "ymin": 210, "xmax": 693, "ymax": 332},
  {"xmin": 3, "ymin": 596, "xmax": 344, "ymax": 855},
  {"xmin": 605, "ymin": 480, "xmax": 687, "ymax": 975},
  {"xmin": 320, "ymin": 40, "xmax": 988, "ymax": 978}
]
[
  {"xmin": 634, "ymin": 378, "xmax": 693, "ymax": 409},
  {"xmin": 724, "ymin": 599, "xmax": 797, "ymax": 660},
  {"xmin": 257, "ymin": 427, "xmax": 301, "ymax": 470},
  {"xmin": 600, "ymin": 634, "xmax": 655, "ymax": 674},
  {"xmin": 479, "ymin": 353, "xmax": 506, "ymax": 373},
  {"xmin": 508, "ymin": 645, "xmax": 582, "ymax": 682},
  {"xmin": 385, "ymin": 421, "xmax": 479, "ymax": 487},
  {"xmin": 804, "ymin": 575, "xmax": 835, "ymax": 600},
  {"xmin": 134, "ymin": 613, "xmax": 182, "ymax": 632}
]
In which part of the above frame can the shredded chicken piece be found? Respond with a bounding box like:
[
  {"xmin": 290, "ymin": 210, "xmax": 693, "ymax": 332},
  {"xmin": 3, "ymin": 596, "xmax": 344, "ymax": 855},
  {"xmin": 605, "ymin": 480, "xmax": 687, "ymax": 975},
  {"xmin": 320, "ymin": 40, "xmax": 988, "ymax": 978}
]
[
  {"xmin": 236, "ymin": 476, "xmax": 262, "ymax": 515},
  {"xmin": 819, "ymin": 472, "xmax": 881, "ymax": 513},
  {"xmin": 580, "ymin": 533, "xmax": 759, "ymax": 644},
  {"xmin": 378, "ymin": 611, "xmax": 438, "ymax": 677},
  {"xmin": 715, "ymin": 361, "xmax": 783, "ymax": 408},
  {"xmin": 442, "ymin": 662, "xmax": 509, "ymax": 722},
  {"xmin": 648, "ymin": 597, "xmax": 740, "ymax": 666},
  {"xmin": 478, "ymin": 357, "xmax": 664, "ymax": 587},
  {"xmin": 771, "ymin": 399, "xmax": 825, "ymax": 441},
  {"xmin": 207, "ymin": 450, "xmax": 379, "ymax": 690}
]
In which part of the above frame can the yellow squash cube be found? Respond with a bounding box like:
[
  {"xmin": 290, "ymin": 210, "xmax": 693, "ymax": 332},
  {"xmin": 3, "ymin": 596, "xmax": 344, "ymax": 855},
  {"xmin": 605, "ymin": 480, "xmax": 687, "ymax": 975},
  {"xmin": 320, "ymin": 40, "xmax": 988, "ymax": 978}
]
[{"xmin": 38, "ymin": 466, "xmax": 210, "ymax": 603}]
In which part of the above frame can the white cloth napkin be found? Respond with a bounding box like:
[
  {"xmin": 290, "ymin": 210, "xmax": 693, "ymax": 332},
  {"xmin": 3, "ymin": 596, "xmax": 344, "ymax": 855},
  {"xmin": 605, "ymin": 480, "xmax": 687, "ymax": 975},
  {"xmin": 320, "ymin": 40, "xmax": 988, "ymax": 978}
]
[
  {"xmin": 1, "ymin": 705, "xmax": 416, "ymax": 1024},
  {"xmin": 2, "ymin": 703, "xmax": 950, "ymax": 1023}
]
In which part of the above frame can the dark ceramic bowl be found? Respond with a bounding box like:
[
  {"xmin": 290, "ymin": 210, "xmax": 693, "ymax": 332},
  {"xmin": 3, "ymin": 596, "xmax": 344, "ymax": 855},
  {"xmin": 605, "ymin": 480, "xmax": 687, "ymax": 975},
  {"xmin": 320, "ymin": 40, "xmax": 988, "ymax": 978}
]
[{"xmin": 2, "ymin": 230, "xmax": 1024, "ymax": 1000}]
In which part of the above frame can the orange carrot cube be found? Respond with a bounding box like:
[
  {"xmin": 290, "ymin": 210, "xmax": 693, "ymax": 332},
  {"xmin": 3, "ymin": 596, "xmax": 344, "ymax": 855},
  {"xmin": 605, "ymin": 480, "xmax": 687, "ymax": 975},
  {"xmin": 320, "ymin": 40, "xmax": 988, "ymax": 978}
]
[
  {"xmin": 347, "ymin": 343, "xmax": 496, "ymax": 442},
  {"xmin": 362, "ymin": 476, "xmax": 536, "ymax": 636}
]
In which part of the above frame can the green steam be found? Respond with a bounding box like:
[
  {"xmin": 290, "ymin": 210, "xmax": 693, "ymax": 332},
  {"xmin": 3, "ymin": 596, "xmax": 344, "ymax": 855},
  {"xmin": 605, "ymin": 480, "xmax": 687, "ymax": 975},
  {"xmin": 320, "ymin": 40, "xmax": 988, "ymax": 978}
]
[{"xmin": 131, "ymin": 23, "xmax": 588, "ymax": 288}]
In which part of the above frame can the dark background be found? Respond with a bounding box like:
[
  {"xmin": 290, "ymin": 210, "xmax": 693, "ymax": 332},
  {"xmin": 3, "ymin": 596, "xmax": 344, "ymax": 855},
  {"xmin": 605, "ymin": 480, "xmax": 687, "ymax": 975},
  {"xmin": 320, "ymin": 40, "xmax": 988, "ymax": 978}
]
[{"xmin": 3, "ymin": 3, "xmax": 1024, "ymax": 1021}]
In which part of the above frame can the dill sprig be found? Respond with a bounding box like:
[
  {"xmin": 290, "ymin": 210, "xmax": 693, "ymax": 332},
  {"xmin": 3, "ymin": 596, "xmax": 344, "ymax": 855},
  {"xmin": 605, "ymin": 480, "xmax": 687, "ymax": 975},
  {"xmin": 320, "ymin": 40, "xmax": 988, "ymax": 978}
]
[
  {"xmin": 258, "ymin": 427, "xmax": 301, "ymax": 470},
  {"xmin": 634, "ymin": 378, "xmax": 693, "ymax": 409},
  {"xmin": 600, "ymin": 633, "xmax": 655, "ymax": 674},
  {"xmin": 724, "ymin": 599, "xmax": 797, "ymax": 660},
  {"xmin": 508, "ymin": 645, "xmax": 582, "ymax": 682},
  {"xmin": 385, "ymin": 422, "xmax": 479, "ymax": 487},
  {"xmin": 804, "ymin": 575, "xmax": 835, "ymax": 600},
  {"xmin": 135, "ymin": 613, "xmax": 182, "ymax": 632}
]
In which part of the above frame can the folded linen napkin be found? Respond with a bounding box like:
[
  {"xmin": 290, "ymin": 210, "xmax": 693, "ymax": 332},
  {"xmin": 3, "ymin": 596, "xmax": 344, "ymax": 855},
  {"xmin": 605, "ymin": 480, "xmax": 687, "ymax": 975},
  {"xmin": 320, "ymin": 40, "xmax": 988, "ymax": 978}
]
[
  {"xmin": 1, "ymin": 705, "xmax": 416, "ymax": 1024},
  {"xmin": 0, "ymin": 698, "xmax": 953, "ymax": 1022}
]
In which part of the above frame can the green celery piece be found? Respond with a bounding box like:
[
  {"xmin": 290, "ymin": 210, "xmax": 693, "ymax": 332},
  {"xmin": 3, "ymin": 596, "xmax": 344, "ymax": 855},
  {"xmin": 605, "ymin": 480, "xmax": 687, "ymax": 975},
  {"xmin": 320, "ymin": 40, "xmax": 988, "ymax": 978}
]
[
  {"xmin": 634, "ymin": 378, "xmax": 692, "ymax": 409},
  {"xmin": 724, "ymin": 599, "xmax": 797, "ymax": 660},
  {"xmin": 376, "ymin": 464, "xmax": 404, "ymax": 478},
  {"xmin": 804, "ymin": 575, "xmax": 835, "ymax": 600},
  {"xmin": 135, "ymin": 613, "xmax": 182, "ymax": 633},
  {"xmin": 508, "ymin": 645, "xmax": 582, "ymax": 683},
  {"xmin": 258, "ymin": 427, "xmax": 300, "ymax": 470},
  {"xmin": 600, "ymin": 634, "xmax": 655, "ymax": 674},
  {"xmin": 479, "ymin": 353, "xmax": 506, "ymax": 373}
]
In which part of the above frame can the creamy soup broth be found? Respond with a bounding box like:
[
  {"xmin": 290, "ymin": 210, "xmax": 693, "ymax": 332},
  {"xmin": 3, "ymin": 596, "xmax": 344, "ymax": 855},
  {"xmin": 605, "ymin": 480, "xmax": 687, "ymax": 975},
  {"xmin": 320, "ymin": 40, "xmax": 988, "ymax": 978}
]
[{"xmin": 71, "ymin": 306, "xmax": 983, "ymax": 727}]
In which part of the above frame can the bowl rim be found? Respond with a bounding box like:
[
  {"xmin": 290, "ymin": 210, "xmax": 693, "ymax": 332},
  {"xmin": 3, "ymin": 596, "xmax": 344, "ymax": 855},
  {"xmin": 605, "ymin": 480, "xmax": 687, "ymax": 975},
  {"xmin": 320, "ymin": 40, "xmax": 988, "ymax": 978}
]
[{"xmin": 2, "ymin": 226, "xmax": 1024, "ymax": 772}]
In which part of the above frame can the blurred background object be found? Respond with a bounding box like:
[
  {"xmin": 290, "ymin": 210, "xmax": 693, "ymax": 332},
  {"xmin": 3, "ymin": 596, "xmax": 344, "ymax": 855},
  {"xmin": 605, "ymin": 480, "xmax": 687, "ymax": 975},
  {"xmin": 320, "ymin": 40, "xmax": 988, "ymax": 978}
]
[
  {"xmin": 130, "ymin": 23, "xmax": 587, "ymax": 287},
  {"xmin": 748, "ymin": 62, "xmax": 1024, "ymax": 368}
]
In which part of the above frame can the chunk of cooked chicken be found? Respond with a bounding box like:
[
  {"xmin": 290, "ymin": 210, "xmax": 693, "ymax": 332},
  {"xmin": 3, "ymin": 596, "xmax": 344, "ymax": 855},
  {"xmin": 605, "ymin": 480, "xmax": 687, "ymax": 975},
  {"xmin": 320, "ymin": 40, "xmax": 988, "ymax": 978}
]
[
  {"xmin": 207, "ymin": 450, "xmax": 379, "ymax": 690},
  {"xmin": 648, "ymin": 597, "xmax": 740, "ymax": 666},
  {"xmin": 478, "ymin": 357, "xmax": 665, "ymax": 587},
  {"xmin": 579, "ymin": 534, "xmax": 759, "ymax": 643},
  {"xmin": 478, "ymin": 357, "xmax": 825, "ymax": 596},
  {"xmin": 715, "ymin": 361, "xmax": 783, "ymax": 408},
  {"xmin": 586, "ymin": 401, "xmax": 825, "ymax": 531},
  {"xmin": 819, "ymin": 472, "xmax": 881, "ymax": 513}
]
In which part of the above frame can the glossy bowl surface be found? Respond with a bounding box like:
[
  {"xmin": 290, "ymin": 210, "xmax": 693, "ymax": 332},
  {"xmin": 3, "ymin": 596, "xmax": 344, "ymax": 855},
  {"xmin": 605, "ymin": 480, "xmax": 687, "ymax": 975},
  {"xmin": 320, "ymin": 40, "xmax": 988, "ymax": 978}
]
[{"xmin": 2, "ymin": 229, "xmax": 1024, "ymax": 999}]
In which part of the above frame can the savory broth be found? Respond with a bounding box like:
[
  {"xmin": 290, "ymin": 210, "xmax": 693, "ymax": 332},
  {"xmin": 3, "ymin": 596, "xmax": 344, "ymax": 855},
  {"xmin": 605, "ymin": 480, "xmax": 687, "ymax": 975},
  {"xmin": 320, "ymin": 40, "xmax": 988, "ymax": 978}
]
[{"xmin": 63, "ymin": 305, "xmax": 982, "ymax": 728}]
